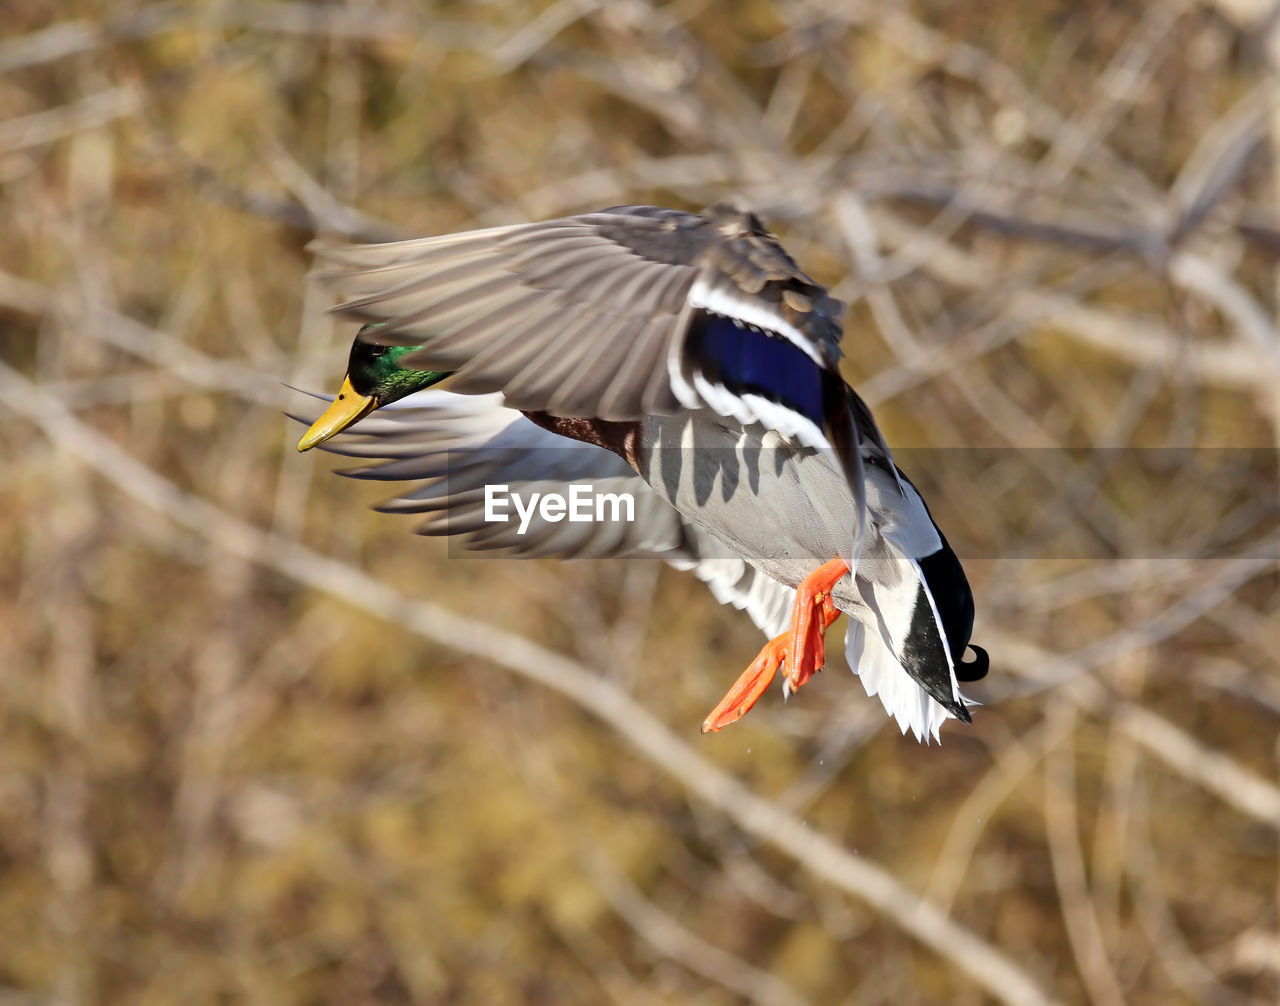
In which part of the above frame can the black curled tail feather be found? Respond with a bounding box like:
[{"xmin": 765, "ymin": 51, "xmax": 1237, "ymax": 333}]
[{"xmin": 957, "ymin": 644, "xmax": 989, "ymax": 683}]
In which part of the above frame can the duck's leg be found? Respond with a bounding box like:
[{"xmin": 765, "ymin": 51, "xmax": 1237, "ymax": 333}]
[
  {"xmin": 786, "ymin": 557, "xmax": 848, "ymax": 693},
  {"xmin": 701, "ymin": 558, "xmax": 849, "ymax": 733}
]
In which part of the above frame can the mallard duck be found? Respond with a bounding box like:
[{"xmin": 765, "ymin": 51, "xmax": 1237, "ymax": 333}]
[{"xmin": 297, "ymin": 204, "xmax": 988, "ymax": 740}]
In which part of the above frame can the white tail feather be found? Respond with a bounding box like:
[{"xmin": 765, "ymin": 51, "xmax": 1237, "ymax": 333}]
[{"xmin": 845, "ymin": 617, "xmax": 955, "ymax": 743}]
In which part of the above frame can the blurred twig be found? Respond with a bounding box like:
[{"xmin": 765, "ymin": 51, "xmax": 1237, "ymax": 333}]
[
  {"xmin": 0, "ymin": 85, "xmax": 142, "ymax": 153},
  {"xmin": 0, "ymin": 269, "xmax": 285, "ymax": 406},
  {"xmin": 989, "ymin": 631, "xmax": 1280, "ymax": 828},
  {"xmin": 1043, "ymin": 709, "xmax": 1126, "ymax": 1006},
  {"xmin": 0, "ymin": 3, "xmax": 481, "ymax": 73},
  {"xmin": 1118, "ymin": 705, "xmax": 1280, "ymax": 824},
  {"xmin": 582, "ymin": 849, "xmax": 811, "ymax": 1006}
]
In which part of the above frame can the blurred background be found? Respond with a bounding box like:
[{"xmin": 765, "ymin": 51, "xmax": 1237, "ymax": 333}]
[{"xmin": 3, "ymin": 0, "xmax": 1280, "ymax": 1002}]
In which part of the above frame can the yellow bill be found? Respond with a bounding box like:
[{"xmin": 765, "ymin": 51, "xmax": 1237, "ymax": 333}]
[{"xmin": 297, "ymin": 377, "xmax": 377, "ymax": 451}]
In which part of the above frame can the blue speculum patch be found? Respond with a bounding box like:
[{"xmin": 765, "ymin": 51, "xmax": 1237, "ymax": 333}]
[{"xmin": 691, "ymin": 312, "xmax": 825, "ymax": 426}]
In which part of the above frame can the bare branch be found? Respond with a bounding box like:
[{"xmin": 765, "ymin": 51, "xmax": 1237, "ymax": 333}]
[
  {"xmin": 0, "ymin": 85, "xmax": 142, "ymax": 153},
  {"xmin": 1118, "ymin": 705, "xmax": 1280, "ymax": 825},
  {"xmin": 583, "ymin": 850, "xmax": 812, "ymax": 1006},
  {"xmin": 1043, "ymin": 710, "xmax": 1127, "ymax": 1006}
]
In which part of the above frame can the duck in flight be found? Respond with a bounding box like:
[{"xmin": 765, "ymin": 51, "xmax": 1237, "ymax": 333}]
[{"xmin": 297, "ymin": 204, "xmax": 988, "ymax": 740}]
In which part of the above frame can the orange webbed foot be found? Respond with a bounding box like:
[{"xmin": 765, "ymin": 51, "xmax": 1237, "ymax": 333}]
[
  {"xmin": 701, "ymin": 633, "xmax": 789, "ymax": 733},
  {"xmin": 701, "ymin": 557, "xmax": 850, "ymax": 732},
  {"xmin": 785, "ymin": 557, "xmax": 848, "ymax": 692}
]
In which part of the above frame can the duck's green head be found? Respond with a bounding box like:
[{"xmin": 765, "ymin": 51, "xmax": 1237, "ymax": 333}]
[{"xmin": 297, "ymin": 324, "xmax": 451, "ymax": 451}]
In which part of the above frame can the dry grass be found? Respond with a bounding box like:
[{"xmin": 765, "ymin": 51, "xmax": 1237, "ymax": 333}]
[{"xmin": 2, "ymin": 0, "xmax": 1280, "ymax": 1002}]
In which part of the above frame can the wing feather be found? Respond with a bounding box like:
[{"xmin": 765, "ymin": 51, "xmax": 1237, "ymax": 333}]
[
  {"xmin": 309, "ymin": 205, "xmax": 847, "ymax": 433},
  {"xmin": 294, "ymin": 388, "xmax": 796, "ymax": 636}
]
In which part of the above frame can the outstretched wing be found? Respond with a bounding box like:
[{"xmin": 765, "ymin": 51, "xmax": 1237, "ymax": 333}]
[
  {"xmin": 309, "ymin": 205, "xmax": 848, "ymax": 433},
  {"xmin": 298, "ymin": 388, "xmax": 796, "ymax": 636}
]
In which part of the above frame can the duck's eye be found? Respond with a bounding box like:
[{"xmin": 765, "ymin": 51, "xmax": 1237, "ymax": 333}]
[{"xmin": 366, "ymin": 344, "xmax": 389, "ymax": 358}]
